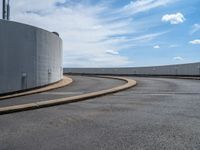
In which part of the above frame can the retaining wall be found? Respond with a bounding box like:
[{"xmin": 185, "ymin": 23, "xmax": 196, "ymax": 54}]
[{"xmin": 64, "ymin": 62, "xmax": 200, "ymax": 76}]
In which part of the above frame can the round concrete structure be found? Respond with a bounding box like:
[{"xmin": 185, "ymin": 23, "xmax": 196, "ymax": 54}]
[{"xmin": 0, "ymin": 20, "xmax": 63, "ymax": 94}]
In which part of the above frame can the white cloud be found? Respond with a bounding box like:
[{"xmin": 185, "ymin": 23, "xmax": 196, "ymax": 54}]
[
  {"xmin": 173, "ymin": 56, "xmax": 184, "ymax": 61},
  {"xmin": 190, "ymin": 24, "xmax": 200, "ymax": 34},
  {"xmin": 153, "ymin": 45, "xmax": 160, "ymax": 49},
  {"xmin": 189, "ymin": 39, "xmax": 200, "ymax": 45},
  {"xmin": 8, "ymin": 0, "xmax": 170, "ymax": 67},
  {"xmin": 131, "ymin": 32, "xmax": 167, "ymax": 43},
  {"xmin": 10, "ymin": 0, "xmax": 134, "ymax": 67},
  {"xmin": 162, "ymin": 13, "xmax": 185, "ymax": 24},
  {"xmin": 122, "ymin": 0, "xmax": 175, "ymax": 15},
  {"xmin": 63, "ymin": 53, "xmax": 130, "ymax": 67},
  {"xmin": 106, "ymin": 50, "xmax": 119, "ymax": 55}
]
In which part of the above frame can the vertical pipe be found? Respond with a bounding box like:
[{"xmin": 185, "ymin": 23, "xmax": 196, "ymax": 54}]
[
  {"xmin": 2, "ymin": 0, "xmax": 6, "ymax": 19},
  {"xmin": 7, "ymin": 0, "xmax": 10, "ymax": 20}
]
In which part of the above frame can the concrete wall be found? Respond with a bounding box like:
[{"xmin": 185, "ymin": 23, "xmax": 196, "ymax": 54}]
[
  {"xmin": 64, "ymin": 62, "xmax": 200, "ymax": 76},
  {"xmin": 0, "ymin": 20, "xmax": 63, "ymax": 94}
]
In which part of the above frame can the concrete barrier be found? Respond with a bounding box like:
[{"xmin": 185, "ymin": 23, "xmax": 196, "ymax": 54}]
[{"xmin": 64, "ymin": 62, "xmax": 200, "ymax": 76}]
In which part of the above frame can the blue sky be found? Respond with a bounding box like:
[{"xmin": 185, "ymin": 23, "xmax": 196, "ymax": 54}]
[{"xmin": 5, "ymin": 0, "xmax": 200, "ymax": 67}]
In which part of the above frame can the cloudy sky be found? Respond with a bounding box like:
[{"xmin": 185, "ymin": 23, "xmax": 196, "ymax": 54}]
[{"xmin": 3, "ymin": 0, "xmax": 200, "ymax": 67}]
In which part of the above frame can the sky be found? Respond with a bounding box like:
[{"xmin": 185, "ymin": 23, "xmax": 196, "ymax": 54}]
[{"xmin": 1, "ymin": 0, "xmax": 200, "ymax": 67}]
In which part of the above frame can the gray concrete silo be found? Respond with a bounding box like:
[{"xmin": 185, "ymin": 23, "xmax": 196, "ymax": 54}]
[{"xmin": 0, "ymin": 20, "xmax": 63, "ymax": 94}]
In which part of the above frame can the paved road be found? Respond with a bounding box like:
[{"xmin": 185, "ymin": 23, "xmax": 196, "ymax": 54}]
[
  {"xmin": 0, "ymin": 77, "xmax": 200, "ymax": 150},
  {"xmin": 0, "ymin": 76, "xmax": 125, "ymax": 107}
]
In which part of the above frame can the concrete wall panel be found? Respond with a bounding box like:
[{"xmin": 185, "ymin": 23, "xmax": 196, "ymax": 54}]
[
  {"xmin": 0, "ymin": 20, "xmax": 62, "ymax": 94},
  {"xmin": 64, "ymin": 62, "xmax": 200, "ymax": 76}
]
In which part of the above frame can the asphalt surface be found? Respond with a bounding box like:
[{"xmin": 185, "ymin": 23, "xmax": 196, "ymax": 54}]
[
  {"xmin": 0, "ymin": 76, "xmax": 200, "ymax": 150},
  {"xmin": 0, "ymin": 76, "xmax": 125, "ymax": 107}
]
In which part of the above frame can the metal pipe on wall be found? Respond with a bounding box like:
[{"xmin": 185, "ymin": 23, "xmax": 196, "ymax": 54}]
[
  {"xmin": 6, "ymin": 0, "xmax": 10, "ymax": 20},
  {"xmin": 2, "ymin": 0, "xmax": 6, "ymax": 19},
  {"xmin": 2, "ymin": 0, "xmax": 10, "ymax": 20}
]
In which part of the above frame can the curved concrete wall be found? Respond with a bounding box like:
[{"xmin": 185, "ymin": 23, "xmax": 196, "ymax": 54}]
[
  {"xmin": 0, "ymin": 20, "xmax": 63, "ymax": 94},
  {"xmin": 64, "ymin": 62, "xmax": 200, "ymax": 76}
]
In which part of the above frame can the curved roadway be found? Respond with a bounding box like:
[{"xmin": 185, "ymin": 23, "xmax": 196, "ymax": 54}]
[
  {"xmin": 0, "ymin": 76, "xmax": 125, "ymax": 107},
  {"xmin": 0, "ymin": 76, "xmax": 200, "ymax": 150}
]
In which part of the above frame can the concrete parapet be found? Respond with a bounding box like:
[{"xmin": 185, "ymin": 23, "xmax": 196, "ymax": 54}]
[{"xmin": 64, "ymin": 62, "xmax": 200, "ymax": 76}]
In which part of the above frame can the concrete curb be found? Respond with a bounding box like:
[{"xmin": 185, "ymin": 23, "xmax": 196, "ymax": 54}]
[
  {"xmin": 0, "ymin": 76, "xmax": 136, "ymax": 115},
  {"xmin": 0, "ymin": 76, "xmax": 73, "ymax": 100}
]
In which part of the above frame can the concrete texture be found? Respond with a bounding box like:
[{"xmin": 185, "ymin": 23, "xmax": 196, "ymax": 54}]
[
  {"xmin": 0, "ymin": 76, "xmax": 136, "ymax": 114},
  {"xmin": 64, "ymin": 62, "xmax": 200, "ymax": 76},
  {"xmin": 0, "ymin": 76, "xmax": 200, "ymax": 149},
  {"xmin": 0, "ymin": 19, "xmax": 63, "ymax": 94}
]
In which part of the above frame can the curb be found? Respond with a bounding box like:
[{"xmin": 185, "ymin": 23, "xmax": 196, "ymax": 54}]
[
  {"xmin": 0, "ymin": 76, "xmax": 73, "ymax": 100},
  {"xmin": 0, "ymin": 76, "xmax": 136, "ymax": 115}
]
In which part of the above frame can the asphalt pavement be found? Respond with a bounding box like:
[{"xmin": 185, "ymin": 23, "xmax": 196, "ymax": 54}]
[
  {"xmin": 0, "ymin": 76, "xmax": 125, "ymax": 107},
  {"xmin": 0, "ymin": 76, "xmax": 200, "ymax": 150}
]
